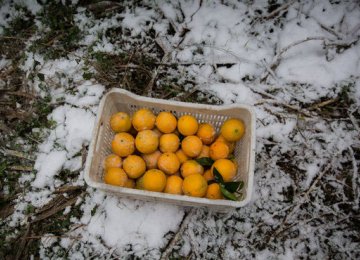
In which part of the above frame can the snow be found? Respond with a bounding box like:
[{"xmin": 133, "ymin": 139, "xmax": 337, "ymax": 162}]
[
  {"xmin": 1, "ymin": 0, "xmax": 360, "ymax": 259},
  {"xmin": 82, "ymin": 195, "xmax": 183, "ymax": 251},
  {"xmin": 33, "ymin": 150, "xmax": 67, "ymax": 189}
]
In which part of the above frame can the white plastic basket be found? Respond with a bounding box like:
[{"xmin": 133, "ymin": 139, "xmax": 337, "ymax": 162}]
[{"xmin": 84, "ymin": 88, "xmax": 255, "ymax": 210}]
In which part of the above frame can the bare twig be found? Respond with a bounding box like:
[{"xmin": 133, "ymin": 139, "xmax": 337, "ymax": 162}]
[
  {"xmin": 261, "ymin": 36, "xmax": 326, "ymax": 82},
  {"xmin": 348, "ymin": 146, "xmax": 359, "ymax": 210},
  {"xmin": 32, "ymin": 191, "xmax": 85, "ymax": 223},
  {"xmin": 267, "ymin": 161, "xmax": 334, "ymax": 242},
  {"xmin": 0, "ymin": 148, "xmax": 35, "ymax": 161},
  {"xmin": 15, "ymin": 223, "xmax": 31, "ymax": 260},
  {"xmin": 308, "ymin": 98, "xmax": 338, "ymax": 110},
  {"xmin": 8, "ymin": 165, "xmax": 33, "ymax": 171},
  {"xmin": 25, "ymin": 234, "xmax": 81, "ymax": 240},
  {"xmin": 54, "ymin": 185, "xmax": 84, "ymax": 194},
  {"xmin": 263, "ymin": 0, "xmax": 296, "ymax": 20}
]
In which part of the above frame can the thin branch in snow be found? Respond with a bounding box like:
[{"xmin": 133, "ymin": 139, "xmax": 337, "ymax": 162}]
[
  {"xmin": 263, "ymin": 0, "xmax": 297, "ymax": 20},
  {"xmin": 261, "ymin": 37, "xmax": 326, "ymax": 82},
  {"xmin": 348, "ymin": 146, "xmax": 359, "ymax": 210}
]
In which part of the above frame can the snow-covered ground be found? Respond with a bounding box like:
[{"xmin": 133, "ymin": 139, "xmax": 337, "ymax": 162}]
[{"xmin": 1, "ymin": 0, "xmax": 359, "ymax": 259}]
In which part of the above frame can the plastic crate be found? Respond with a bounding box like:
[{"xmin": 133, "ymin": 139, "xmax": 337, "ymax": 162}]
[{"xmin": 84, "ymin": 88, "xmax": 255, "ymax": 210}]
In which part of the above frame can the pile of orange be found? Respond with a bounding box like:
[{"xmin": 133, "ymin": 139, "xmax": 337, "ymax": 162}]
[{"xmin": 103, "ymin": 109, "xmax": 245, "ymax": 200}]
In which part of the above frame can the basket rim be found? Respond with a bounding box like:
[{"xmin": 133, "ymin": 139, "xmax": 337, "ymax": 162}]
[{"xmin": 84, "ymin": 88, "xmax": 256, "ymax": 208}]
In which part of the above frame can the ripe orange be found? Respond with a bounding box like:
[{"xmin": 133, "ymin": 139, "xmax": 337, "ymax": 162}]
[
  {"xmin": 215, "ymin": 135, "xmax": 235, "ymax": 153},
  {"xmin": 197, "ymin": 145, "xmax": 210, "ymax": 159},
  {"xmin": 132, "ymin": 108, "xmax": 156, "ymax": 131},
  {"xmin": 209, "ymin": 141, "xmax": 229, "ymax": 160},
  {"xmin": 103, "ymin": 154, "xmax": 122, "ymax": 169},
  {"xmin": 123, "ymin": 155, "xmax": 146, "ymax": 179},
  {"xmin": 152, "ymin": 127, "xmax": 162, "ymax": 138},
  {"xmin": 181, "ymin": 135, "xmax": 203, "ymax": 157},
  {"xmin": 159, "ymin": 133, "xmax": 180, "ymax": 153},
  {"xmin": 135, "ymin": 130, "xmax": 159, "ymax": 154},
  {"xmin": 211, "ymin": 159, "xmax": 237, "ymax": 182},
  {"xmin": 206, "ymin": 183, "xmax": 223, "ymax": 199},
  {"xmin": 104, "ymin": 168, "xmax": 128, "ymax": 187},
  {"xmin": 177, "ymin": 115, "xmax": 198, "ymax": 136},
  {"xmin": 181, "ymin": 160, "xmax": 204, "ymax": 178},
  {"xmin": 182, "ymin": 174, "xmax": 208, "ymax": 197},
  {"xmin": 175, "ymin": 149, "xmax": 189, "ymax": 164},
  {"xmin": 155, "ymin": 111, "xmax": 177, "ymax": 133},
  {"xmin": 111, "ymin": 132, "xmax": 135, "ymax": 157},
  {"xmin": 203, "ymin": 169, "xmax": 214, "ymax": 181},
  {"xmin": 157, "ymin": 152, "xmax": 180, "ymax": 175},
  {"xmin": 143, "ymin": 169, "xmax": 167, "ymax": 192},
  {"xmin": 136, "ymin": 175, "xmax": 145, "ymax": 189},
  {"xmin": 110, "ymin": 112, "xmax": 131, "ymax": 133},
  {"xmin": 164, "ymin": 175, "xmax": 183, "ymax": 195},
  {"xmin": 125, "ymin": 178, "xmax": 135, "ymax": 188},
  {"xmin": 220, "ymin": 118, "xmax": 245, "ymax": 142},
  {"xmin": 141, "ymin": 150, "xmax": 162, "ymax": 169},
  {"xmin": 196, "ymin": 123, "xmax": 216, "ymax": 145}
]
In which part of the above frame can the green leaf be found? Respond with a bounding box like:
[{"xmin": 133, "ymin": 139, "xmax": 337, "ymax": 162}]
[
  {"xmin": 82, "ymin": 72, "xmax": 93, "ymax": 80},
  {"xmin": 213, "ymin": 167, "xmax": 224, "ymax": 184},
  {"xmin": 220, "ymin": 185, "xmax": 238, "ymax": 201},
  {"xmin": 195, "ymin": 157, "xmax": 214, "ymax": 167},
  {"xmin": 207, "ymin": 180, "xmax": 217, "ymax": 185},
  {"xmin": 37, "ymin": 73, "xmax": 45, "ymax": 81},
  {"xmin": 224, "ymin": 181, "xmax": 242, "ymax": 193}
]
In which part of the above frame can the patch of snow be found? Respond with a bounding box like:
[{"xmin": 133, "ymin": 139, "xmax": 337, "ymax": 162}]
[{"xmin": 33, "ymin": 150, "xmax": 67, "ymax": 188}]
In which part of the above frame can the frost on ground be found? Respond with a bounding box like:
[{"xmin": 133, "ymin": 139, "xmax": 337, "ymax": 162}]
[{"xmin": 0, "ymin": 0, "xmax": 359, "ymax": 259}]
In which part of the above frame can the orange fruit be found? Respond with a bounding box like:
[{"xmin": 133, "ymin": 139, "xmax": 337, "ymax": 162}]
[
  {"xmin": 125, "ymin": 178, "xmax": 135, "ymax": 188},
  {"xmin": 177, "ymin": 115, "xmax": 198, "ymax": 136},
  {"xmin": 103, "ymin": 154, "xmax": 122, "ymax": 169},
  {"xmin": 209, "ymin": 141, "xmax": 229, "ymax": 160},
  {"xmin": 132, "ymin": 108, "xmax": 156, "ymax": 131},
  {"xmin": 196, "ymin": 123, "xmax": 216, "ymax": 145},
  {"xmin": 104, "ymin": 168, "xmax": 128, "ymax": 187},
  {"xmin": 220, "ymin": 118, "xmax": 245, "ymax": 142},
  {"xmin": 111, "ymin": 132, "xmax": 135, "ymax": 157},
  {"xmin": 175, "ymin": 149, "xmax": 189, "ymax": 164},
  {"xmin": 141, "ymin": 150, "xmax": 162, "ymax": 169},
  {"xmin": 181, "ymin": 135, "xmax": 203, "ymax": 157},
  {"xmin": 182, "ymin": 174, "xmax": 208, "ymax": 197},
  {"xmin": 157, "ymin": 152, "xmax": 180, "ymax": 175},
  {"xmin": 135, "ymin": 130, "xmax": 159, "ymax": 154},
  {"xmin": 206, "ymin": 183, "xmax": 223, "ymax": 199},
  {"xmin": 211, "ymin": 159, "xmax": 237, "ymax": 182},
  {"xmin": 110, "ymin": 112, "xmax": 131, "ymax": 133},
  {"xmin": 156, "ymin": 111, "xmax": 177, "ymax": 133},
  {"xmin": 143, "ymin": 169, "xmax": 167, "ymax": 192},
  {"xmin": 197, "ymin": 145, "xmax": 210, "ymax": 159},
  {"xmin": 123, "ymin": 155, "xmax": 146, "ymax": 179},
  {"xmin": 136, "ymin": 175, "xmax": 145, "ymax": 189},
  {"xmin": 215, "ymin": 135, "xmax": 235, "ymax": 153},
  {"xmin": 203, "ymin": 169, "xmax": 214, "ymax": 182},
  {"xmin": 152, "ymin": 127, "xmax": 162, "ymax": 138},
  {"xmin": 164, "ymin": 175, "xmax": 183, "ymax": 195},
  {"xmin": 181, "ymin": 160, "xmax": 204, "ymax": 178},
  {"xmin": 159, "ymin": 133, "xmax": 180, "ymax": 153}
]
